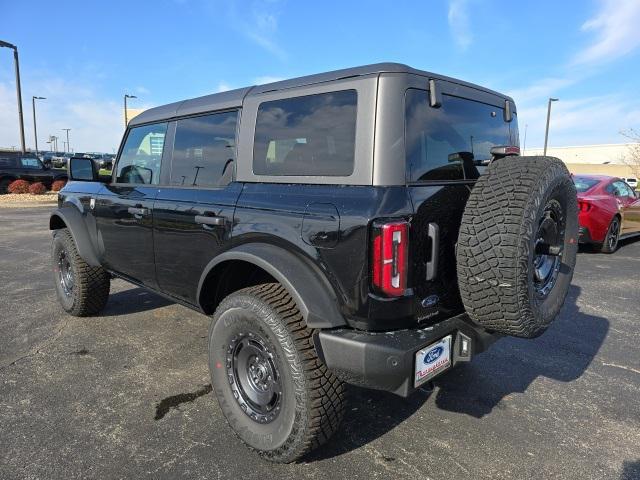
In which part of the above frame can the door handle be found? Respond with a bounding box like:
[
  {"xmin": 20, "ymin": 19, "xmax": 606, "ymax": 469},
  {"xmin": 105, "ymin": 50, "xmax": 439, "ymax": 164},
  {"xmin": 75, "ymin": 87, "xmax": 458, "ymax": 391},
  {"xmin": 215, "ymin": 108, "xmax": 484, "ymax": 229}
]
[
  {"xmin": 128, "ymin": 207, "xmax": 149, "ymax": 216},
  {"xmin": 195, "ymin": 215, "xmax": 225, "ymax": 226},
  {"xmin": 426, "ymin": 223, "xmax": 439, "ymax": 281}
]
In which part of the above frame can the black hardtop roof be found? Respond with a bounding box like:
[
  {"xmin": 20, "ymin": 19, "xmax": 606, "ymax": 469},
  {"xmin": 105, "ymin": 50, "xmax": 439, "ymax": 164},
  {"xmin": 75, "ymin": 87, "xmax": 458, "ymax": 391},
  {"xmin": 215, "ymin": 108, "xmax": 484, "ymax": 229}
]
[{"xmin": 130, "ymin": 62, "xmax": 512, "ymax": 126}]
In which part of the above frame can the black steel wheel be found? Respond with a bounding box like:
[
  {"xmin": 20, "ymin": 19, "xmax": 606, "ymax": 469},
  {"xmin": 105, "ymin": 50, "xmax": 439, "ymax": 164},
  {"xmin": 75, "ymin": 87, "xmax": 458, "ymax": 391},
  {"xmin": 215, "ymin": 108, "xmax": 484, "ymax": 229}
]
[
  {"xmin": 209, "ymin": 283, "xmax": 345, "ymax": 463},
  {"xmin": 227, "ymin": 332, "xmax": 282, "ymax": 424},
  {"xmin": 532, "ymin": 199, "xmax": 565, "ymax": 297}
]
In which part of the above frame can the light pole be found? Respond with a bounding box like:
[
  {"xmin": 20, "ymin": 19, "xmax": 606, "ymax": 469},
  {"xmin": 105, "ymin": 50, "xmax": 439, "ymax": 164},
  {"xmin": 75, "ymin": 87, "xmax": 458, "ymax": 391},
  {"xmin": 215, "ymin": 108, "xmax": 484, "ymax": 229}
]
[
  {"xmin": 124, "ymin": 94, "xmax": 137, "ymax": 127},
  {"xmin": 0, "ymin": 40, "xmax": 26, "ymax": 153},
  {"xmin": 32, "ymin": 96, "xmax": 46, "ymax": 156},
  {"xmin": 62, "ymin": 128, "xmax": 71, "ymax": 153},
  {"xmin": 543, "ymin": 98, "xmax": 559, "ymax": 156},
  {"xmin": 522, "ymin": 124, "xmax": 528, "ymax": 155}
]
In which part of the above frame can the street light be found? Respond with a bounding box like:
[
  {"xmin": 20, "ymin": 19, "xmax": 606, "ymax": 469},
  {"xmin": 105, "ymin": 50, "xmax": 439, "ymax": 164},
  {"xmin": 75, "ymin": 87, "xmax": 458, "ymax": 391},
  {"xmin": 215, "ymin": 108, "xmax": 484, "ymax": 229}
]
[
  {"xmin": 0, "ymin": 40, "xmax": 26, "ymax": 153},
  {"xmin": 543, "ymin": 98, "xmax": 559, "ymax": 156},
  {"xmin": 32, "ymin": 96, "xmax": 46, "ymax": 156},
  {"xmin": 62, "ymin": 128, "xmax": 71, "ymax": 153},
  {"xmin": 124, "ymin": 94, "xmax": 137, "ymax": 127}
]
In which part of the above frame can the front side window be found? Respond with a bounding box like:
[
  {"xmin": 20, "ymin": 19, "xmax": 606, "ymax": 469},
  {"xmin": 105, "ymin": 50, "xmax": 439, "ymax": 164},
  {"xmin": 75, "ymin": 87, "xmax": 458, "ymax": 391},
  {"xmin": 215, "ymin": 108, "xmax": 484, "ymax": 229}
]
[
  {"xmin": 253, "ymin": 90, "xmax": 357, "ymax": 176},
  {"xmin": 405, "ymin": 89, "xmax": 519, "ymax": 182},
  {"xmin": 171, "ymin": 111, "xmax": 238, "ymax": 187},
  {"xmin": 21, "ymin": 158, "xmax": 42, "ymax": 169},
  {"xmin": 116, "ymin": 122, "xmax": 167, "ymax": 184}
]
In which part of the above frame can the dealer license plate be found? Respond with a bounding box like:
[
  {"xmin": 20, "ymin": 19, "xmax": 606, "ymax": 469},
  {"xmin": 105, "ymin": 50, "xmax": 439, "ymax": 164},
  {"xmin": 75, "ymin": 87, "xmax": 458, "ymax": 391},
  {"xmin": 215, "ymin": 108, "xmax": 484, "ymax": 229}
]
[{"xmin": 414, "ymin": 335, "xmax": 452, "ymax": 387}]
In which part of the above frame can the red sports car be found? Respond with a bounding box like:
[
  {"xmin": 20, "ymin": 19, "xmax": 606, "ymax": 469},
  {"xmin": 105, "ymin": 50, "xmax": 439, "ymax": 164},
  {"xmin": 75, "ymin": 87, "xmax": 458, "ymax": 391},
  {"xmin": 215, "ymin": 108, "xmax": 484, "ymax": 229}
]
[{"xmin": 573, "ymin": 175, "xmax": 640, "ymax": 253}]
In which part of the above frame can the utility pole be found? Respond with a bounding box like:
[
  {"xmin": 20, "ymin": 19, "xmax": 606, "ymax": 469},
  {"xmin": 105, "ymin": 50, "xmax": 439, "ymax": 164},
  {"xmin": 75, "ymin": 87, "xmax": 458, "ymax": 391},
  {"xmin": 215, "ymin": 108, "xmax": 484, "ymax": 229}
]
[
  {"xmin": 32, "ymin": 96, "xmax": 46, "ymax": 155},
  {"xmin": 62, "ymin": 128, "xmax": 71, "ymax": 152},
  {"xmin": 124, "ymin": 94, "xmax": 137, "ymax": 127},
  {"xmin": 543, "ymin": 98, "xmax": 559, "ymax": 156},
  {"xmin": 0, "ymin": 40, "xmax": 26, "ymax": 153}
]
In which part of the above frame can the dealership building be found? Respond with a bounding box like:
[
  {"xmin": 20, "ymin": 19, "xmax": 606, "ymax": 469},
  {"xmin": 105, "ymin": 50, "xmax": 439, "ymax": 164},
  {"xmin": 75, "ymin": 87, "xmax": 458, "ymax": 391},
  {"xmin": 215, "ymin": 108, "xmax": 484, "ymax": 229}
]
[{"xmin": 524, "ymin": 143, "xmax": 639, "ymax": 180}]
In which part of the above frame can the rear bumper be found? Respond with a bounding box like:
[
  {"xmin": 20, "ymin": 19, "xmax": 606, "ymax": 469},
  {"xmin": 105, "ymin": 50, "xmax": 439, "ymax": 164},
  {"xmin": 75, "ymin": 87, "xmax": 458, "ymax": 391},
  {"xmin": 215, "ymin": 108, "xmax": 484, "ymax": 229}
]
[{"xmin": 317, "ymin": 313, "xmax": 499, "ymax": 397}]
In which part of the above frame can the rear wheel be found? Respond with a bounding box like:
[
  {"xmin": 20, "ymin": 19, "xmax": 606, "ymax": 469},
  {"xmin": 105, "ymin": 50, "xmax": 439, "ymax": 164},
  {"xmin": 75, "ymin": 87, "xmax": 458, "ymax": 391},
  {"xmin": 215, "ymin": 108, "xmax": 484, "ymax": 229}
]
[
  {"xmin": 596, "ymin": 216, "xmax": 620, "ymax": 253},
  {"xmin": 457, "ymin": 156, "xmax": 578, "ymax": 338},
  {"xmin": 208, "ymin": 283, "xmax": 345, "ymax": 463},
  {"xmin": 52, "ymin": 228, "xmax": 110, "ymax": 316}
]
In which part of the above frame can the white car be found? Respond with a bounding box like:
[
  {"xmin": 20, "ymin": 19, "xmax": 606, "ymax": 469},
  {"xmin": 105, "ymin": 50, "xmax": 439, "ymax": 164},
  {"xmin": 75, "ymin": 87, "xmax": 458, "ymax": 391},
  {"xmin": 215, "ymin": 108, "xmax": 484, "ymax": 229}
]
[{"xmin": 623, "ymin": 177, "xmax": 638, "ymax": 189}]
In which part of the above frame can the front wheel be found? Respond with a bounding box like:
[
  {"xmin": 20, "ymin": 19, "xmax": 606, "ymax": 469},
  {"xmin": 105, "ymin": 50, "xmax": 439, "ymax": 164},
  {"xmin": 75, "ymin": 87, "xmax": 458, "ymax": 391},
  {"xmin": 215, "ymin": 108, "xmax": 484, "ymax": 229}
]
[
  {"xmin": 52, "ymin": 228, "xmax": 110, "ymax": 316},
  {"xmin": 597, "ymin": 216, "xmax": 620, "ymax": 253},
  {"xmin": 208, "ymin": 283, "xmax": 345, "ymax": 463}
]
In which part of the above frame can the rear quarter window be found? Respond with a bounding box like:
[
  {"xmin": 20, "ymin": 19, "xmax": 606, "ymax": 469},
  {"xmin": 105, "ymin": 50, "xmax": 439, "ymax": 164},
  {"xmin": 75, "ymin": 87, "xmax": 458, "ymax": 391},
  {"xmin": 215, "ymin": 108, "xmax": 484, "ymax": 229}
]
[{"xmin": 253, "ymin": 90, "xmax": 357, "ymax": 176}]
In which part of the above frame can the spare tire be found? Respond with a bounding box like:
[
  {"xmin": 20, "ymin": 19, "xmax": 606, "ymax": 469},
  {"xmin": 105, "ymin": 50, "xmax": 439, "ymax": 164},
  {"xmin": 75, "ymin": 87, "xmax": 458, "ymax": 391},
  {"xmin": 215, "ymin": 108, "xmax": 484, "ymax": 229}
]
[{"xmin": 456, "ymin": 156, "xmax": 578, "ymax": 338}]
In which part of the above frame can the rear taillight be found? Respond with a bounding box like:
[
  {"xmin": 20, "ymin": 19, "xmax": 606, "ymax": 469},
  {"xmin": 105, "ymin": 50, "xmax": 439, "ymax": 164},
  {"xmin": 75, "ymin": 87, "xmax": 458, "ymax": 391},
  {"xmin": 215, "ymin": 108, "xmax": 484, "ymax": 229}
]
[
  {"xmin": 578, "ymin": 201, "xmax": 592, "ymax": 212},
  {"xmin": 371, "ymin": 220, "xmax": 409, "ymax": 297}
]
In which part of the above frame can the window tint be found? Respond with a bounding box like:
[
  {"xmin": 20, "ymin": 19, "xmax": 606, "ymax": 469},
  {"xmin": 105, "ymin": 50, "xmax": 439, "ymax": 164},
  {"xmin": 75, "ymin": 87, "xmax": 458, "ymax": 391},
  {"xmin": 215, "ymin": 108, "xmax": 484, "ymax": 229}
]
[
  {"xmin": 253, "ymin": 90, "xmax": 357, "ymax": 176},
  {"xmin": 116, "ymin": 123, "xmax": 167, "ymax": 184},
  {"xmin": 171, "ymin": 111, "xmax": 238, "ymax": 187},
  {"xmin": 573, "ymin": 177, "xmax": 600, "ymax": 193},
  {"xmin": 405, "ymin": 89, "xmax": 519, "ymax": 182},
  {"xmin": 21, "ymin": 157, "xmax": 41, "ymax": 169}
]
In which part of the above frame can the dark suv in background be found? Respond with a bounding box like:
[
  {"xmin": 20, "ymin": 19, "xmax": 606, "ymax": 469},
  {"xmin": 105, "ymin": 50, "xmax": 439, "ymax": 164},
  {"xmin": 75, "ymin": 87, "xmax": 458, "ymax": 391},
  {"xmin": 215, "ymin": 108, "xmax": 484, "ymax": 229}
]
[
  {"xmin": 0, "ymin": 152, "xmax": 68, "ymax": 193},
  {"xmin": 50, "ymin": 63, "xmax": 577, "ymax": 462}
]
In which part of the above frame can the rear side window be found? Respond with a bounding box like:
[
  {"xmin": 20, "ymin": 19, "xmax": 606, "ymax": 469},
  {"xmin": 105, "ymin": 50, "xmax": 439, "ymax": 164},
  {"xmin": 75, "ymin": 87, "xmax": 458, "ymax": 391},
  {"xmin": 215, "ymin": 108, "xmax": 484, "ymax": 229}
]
[
  {"xmin": 116, "ymin": 122, "xmax": 168, "ymax": 185},
  {"xmin": 171, "ymin": 111, "xmax": 238, "ymax": 187},
  {"xmin": 405, "ymin": 89, "xmax": 519, "ymax": 182},
  {"xmin": 253, "ymin": 90, "xmax": 357, "ymax": 176},
  {"xmin": 573, "ymin": 177, "xmax": 600, "ymax": 193}
]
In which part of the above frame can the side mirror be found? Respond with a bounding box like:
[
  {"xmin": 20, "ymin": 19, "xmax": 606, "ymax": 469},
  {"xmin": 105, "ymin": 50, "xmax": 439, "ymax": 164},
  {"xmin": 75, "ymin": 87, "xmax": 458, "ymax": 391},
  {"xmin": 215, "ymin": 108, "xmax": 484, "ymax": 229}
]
[{"xmin": 69, "ymin": 157, "xmax": 98, "ymax": 181}]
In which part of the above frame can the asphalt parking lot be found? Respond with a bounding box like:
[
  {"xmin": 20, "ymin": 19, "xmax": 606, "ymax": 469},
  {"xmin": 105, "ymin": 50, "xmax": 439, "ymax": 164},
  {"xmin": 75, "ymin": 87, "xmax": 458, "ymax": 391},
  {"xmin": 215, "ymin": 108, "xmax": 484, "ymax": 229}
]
[{"xmin": 1, "ymin": 206, "xmax": 639, "ymax": 480}]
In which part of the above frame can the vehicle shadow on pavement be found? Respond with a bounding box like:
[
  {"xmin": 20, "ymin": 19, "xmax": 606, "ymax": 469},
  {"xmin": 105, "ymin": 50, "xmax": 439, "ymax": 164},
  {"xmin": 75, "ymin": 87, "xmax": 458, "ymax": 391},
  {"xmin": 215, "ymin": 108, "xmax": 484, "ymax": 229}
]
[
  {"xmin": 578, "ymin": 235, "xmax": 640, "ymax": 254},
  {"xmin": 620, "ymin": 460, "xmax": 640, "ymax": 480},
  {"xmin": 432, "ymin": 285, "xmax": 608, "ymax": 418},
  {"xmin": 100, "ymin": 287, "xmax": 173, "ymax": 316},
  {"xmin": 306, "ymin": 385, "xmax": 432, "ymax": 461}
]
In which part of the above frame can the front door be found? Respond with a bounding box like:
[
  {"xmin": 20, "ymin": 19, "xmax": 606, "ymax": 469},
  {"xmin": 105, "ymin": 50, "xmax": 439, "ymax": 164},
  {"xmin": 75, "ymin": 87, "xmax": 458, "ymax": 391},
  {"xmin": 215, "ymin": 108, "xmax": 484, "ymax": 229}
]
[
  {"xmin": 153, "ymin": 110, "xmax": 241, "ymax": 304},
  {"xmin": 94, "ymin": 122, "xmax": 169, "ymax": 288}
]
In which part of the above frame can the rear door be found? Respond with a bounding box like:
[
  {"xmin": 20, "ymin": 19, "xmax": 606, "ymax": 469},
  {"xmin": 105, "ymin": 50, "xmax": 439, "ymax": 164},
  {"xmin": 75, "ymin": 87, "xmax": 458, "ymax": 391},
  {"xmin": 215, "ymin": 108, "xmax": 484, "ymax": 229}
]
[
  {"xmin": 153, "ymin": 110, "xmax": 241, "ymax": 304},
  {"xmin": 94, "ymin": 122, "xmax": 168, "ymax": 288},
  {"xmin": 404, "ymin": 83, "xmax": 519, "ymax": 322}
]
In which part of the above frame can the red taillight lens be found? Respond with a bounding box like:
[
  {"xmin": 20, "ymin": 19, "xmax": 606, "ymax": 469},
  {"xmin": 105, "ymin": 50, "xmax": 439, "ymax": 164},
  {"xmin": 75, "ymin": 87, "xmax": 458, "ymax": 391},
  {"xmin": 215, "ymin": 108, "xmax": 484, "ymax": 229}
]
[
  {"xmin": 578, "ymin": 201, "xmax": 592, "ymax": 212},
  {"xmin": 371, "ymin": 220, "xmax": 409, "ymax": 297}
]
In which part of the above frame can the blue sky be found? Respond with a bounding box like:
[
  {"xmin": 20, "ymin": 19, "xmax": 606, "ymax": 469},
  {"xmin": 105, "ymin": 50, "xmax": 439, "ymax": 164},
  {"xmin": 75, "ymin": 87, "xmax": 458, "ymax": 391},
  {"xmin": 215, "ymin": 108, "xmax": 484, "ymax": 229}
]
[{"xmin": 1, "ymin": 0, "xmax": 639, "ymax": 152}]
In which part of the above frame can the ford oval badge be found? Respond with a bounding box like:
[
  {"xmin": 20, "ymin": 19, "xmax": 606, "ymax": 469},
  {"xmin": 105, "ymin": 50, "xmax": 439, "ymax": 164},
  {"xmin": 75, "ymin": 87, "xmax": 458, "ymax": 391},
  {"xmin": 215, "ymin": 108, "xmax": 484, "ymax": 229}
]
[
  {"xmin": 421, "ymin": 295, "xmax": 439, "ymax": 308},
  {"xmin": 424, "ymin": 346, "xmax": 444, "ymax": 364}
]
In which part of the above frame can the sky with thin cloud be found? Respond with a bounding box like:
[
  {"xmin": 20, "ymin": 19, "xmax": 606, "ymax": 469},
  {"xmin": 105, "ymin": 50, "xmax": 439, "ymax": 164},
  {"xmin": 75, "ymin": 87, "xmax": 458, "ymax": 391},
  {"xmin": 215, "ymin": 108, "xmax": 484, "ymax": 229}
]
[{"xmin": 1, "ymin": 0, "xmax": 639, "ymax": 152}]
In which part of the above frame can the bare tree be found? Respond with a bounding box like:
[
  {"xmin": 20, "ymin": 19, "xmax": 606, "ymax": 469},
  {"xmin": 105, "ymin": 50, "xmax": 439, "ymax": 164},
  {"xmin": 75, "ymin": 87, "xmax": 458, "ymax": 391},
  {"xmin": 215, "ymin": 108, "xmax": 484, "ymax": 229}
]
[{"xmin": 620, "ymin": 129, "xmax": 640, "ymax": 180}]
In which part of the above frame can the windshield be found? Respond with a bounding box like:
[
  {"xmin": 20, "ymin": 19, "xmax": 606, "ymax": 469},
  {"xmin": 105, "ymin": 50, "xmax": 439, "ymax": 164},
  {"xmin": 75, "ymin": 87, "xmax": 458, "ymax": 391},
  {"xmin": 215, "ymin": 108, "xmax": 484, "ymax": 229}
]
[
  {"xmin": 405, "ymin": 89, "xmax": 519, "ymax": 182},
  {"xmin": 573, "ymin": 177, "xmax": 600, "ymax": 193}
]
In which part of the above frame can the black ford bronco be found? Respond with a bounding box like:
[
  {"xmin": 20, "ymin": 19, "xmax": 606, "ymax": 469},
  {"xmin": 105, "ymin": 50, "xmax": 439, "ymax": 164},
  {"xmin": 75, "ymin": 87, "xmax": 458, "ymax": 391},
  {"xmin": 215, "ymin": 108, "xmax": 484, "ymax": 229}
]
[{"xmin": 50, "ymin": 63, "xmax": 578, "ymax": 462}]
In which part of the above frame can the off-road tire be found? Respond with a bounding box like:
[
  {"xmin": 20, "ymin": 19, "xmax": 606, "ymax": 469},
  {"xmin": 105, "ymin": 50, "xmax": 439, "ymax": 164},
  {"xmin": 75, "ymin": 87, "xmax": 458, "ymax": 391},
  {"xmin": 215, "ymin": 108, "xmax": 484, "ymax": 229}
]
[
  {"xmin": 52, "ymin": 228, "xmax": 110, "ymax": 316},
  {"xmin": 596, "ymin": 216, "xmax": 620, "ymax": 254},
  {"xmin": 208, "ymin": 283, "xmax": 345, "ymax": 463},
  {"xmin": 456, "ymin": 156, "xmax": 578, "ymax": 338}
]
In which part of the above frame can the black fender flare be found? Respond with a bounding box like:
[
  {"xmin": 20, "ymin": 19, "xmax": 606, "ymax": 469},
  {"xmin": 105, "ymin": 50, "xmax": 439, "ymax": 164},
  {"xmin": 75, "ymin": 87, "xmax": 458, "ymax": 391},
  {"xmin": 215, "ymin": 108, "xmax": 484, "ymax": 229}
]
[
  {"xmin": 198, "ymin": 243, "xmax": 347, "ymax": 329},
  {"xmin": 49, "ymin": 206, "xmax": 100, "ymax": 267}
]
